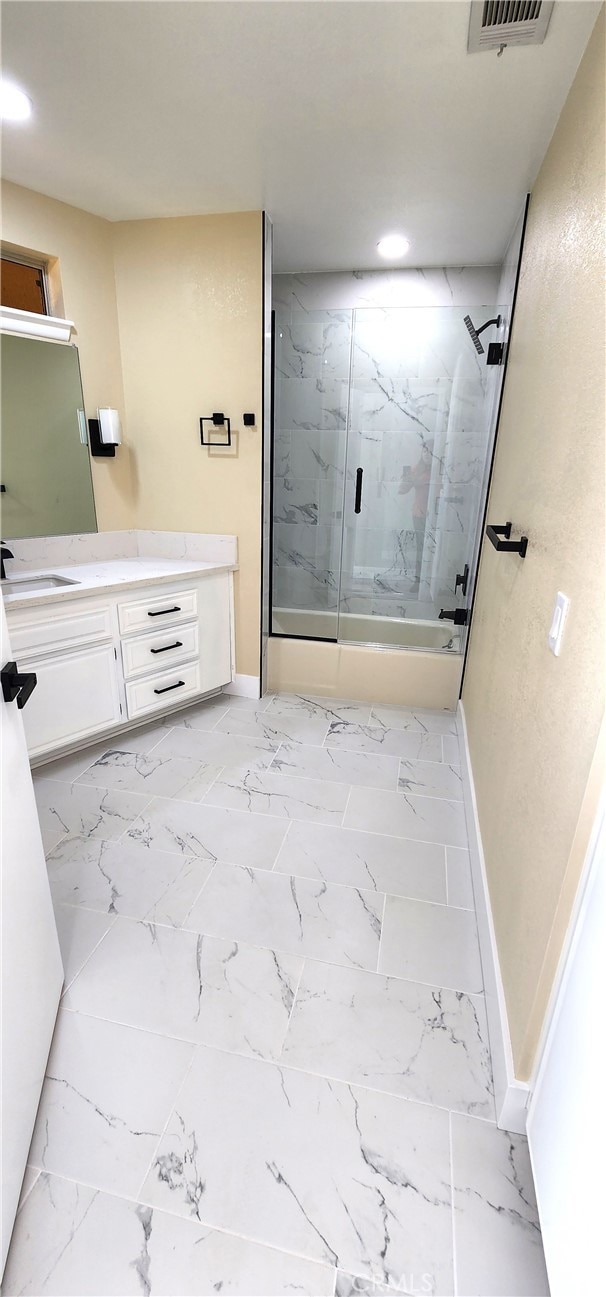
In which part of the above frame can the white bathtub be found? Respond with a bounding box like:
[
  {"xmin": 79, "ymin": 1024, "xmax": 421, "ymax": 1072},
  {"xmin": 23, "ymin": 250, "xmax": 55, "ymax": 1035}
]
[{"xmin": 271, "ymin": 607, "xmax": 461, "ymax": 653}]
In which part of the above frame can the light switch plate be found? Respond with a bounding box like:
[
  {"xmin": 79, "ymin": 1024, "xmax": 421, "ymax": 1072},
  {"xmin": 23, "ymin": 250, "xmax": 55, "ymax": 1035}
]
[{"xmin": 548, "ymin": 591, "xmax": 570, "ymax": 656}]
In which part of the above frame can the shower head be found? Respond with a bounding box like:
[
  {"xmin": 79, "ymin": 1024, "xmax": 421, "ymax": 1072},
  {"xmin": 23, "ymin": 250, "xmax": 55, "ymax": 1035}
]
[{"xmin": 463, "ymin": 314, "xmax": 502, "ymax": 356}]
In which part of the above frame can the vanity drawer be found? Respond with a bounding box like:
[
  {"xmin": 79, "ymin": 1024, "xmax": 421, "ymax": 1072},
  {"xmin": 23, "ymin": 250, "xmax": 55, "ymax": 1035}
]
[
  {"xmin": 121, "ymin": 623, "xmax": 199, "ymax": 679},
  {"xmin": 125, "ymin": 660, "xmax": 201, "ymax": 720},
  {"xmin": 7, "ymin": 600, "xmax": 113, "ymax": 656},
  {"xmin": 118, "ymin": 588, "xmax": 197, "ymax": 636}
]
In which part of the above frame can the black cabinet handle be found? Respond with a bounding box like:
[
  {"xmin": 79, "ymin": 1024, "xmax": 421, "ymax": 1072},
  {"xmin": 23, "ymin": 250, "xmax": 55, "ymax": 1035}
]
[
  {"xmin": 150, "ymin": 641, "xmax": 183, "ymax": 655},
  {"xmin": 486, "ymin": 521, "xmax": 528, "ymax": 558},
  {"xmin": 354, "ymin": 467, "xmax": 363, "ymax": 515},
  {"xmin": 1, "ymin": 660, "xmax": 38, "ymax": 709},
  {"xmin": 153, "ymin": 679, "xmax": 185, "ymax": 695},
  {"xmin": 148, "ymin": 605, "xmax": 181, "ymax": 617}
]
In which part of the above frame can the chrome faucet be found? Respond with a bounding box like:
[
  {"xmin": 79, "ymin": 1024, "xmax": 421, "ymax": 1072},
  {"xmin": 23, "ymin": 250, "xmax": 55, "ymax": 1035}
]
[{"xmin": 1, "ymin": 542, "xmax": 14, "ymax": 579}]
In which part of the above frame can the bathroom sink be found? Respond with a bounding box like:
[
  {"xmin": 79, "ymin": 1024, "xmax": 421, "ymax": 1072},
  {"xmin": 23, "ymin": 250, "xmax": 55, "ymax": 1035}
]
[{"xmin": 1, "ymin": 574, "xmax": 80, "ymax": 596}]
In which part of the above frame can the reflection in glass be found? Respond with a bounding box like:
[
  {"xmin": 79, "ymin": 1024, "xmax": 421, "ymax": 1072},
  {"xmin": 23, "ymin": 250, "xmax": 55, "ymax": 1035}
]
[{"xmin": 1, "ymin": 335, "xmax": 97, "ymax": 540}]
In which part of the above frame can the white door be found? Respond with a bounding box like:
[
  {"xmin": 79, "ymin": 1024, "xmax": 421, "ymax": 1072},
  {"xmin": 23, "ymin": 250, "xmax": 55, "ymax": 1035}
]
[
  {"xmin": 0, "ymin": 600, "xmax": 63, "ymax": 1275},
  {"xmin": 526, "ymin": 795, "xmax": 605, "ymax": 1297}
]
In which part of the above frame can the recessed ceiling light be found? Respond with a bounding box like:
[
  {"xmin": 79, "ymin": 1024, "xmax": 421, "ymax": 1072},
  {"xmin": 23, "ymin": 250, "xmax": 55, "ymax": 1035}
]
[
  {"xmin": 0, "ymin": 79, "xmax": 33, "ymax": 122},
  {"xmin": 377, "ymin": 233, "xmax": 410, "ymax": 260}
]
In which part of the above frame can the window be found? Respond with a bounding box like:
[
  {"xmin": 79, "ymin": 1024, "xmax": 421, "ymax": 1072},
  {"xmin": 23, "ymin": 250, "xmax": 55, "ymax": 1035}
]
[{"xmin": 1, "ymin": 257, "xmax": 48, "ymax": 314}]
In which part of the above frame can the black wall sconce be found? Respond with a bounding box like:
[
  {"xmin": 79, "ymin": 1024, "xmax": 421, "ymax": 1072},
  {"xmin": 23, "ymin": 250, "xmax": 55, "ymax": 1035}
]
[
  {"xmin": 89, "ymin": 408, "xmax": 122, "ymax": 458},
  {"xmin": 200, "ymin": 412, "xmax": 232, "ymax": 447}
]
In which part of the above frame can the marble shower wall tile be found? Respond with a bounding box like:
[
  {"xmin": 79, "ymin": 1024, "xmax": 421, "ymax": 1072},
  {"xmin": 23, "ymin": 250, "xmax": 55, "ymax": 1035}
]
[
  {"xmin": 274, "ymin": 269, "xmax": 501, "ymax": 314},
  {"xmin": 186, "ymin": 863, "xmax": 383, "ymax": 971},
  {"xmin": 281, "ymin": 961, "xmax": 494, "ymax": 1118},
  {"xmin": 2, "ymin": 1171, "xmax": 336, "ymax": 1296},
  {"xmin": 451, "ymin": 1115, "xmax": 549, "ymax": 1296},
  {"xmin": 28, "ymin": 1011, "xmax": 194, "ymax": 1198},
  {"xmin": 274, "ymin": 821, "xmax": 446, "ymax": 904},
  {"xmin": 140, "ymin": 1045, "xmax": 454, "ymax": 1290},
  {"xmin": 64, "ymin": 918, "xmax": 303, "ymax": 1061}
]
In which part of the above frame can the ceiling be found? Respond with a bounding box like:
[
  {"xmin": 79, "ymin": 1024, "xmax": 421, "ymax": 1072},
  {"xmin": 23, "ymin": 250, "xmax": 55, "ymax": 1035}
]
[{"xmin": 1, "ymin": 1, "xmax": 601, "ymax": 272}]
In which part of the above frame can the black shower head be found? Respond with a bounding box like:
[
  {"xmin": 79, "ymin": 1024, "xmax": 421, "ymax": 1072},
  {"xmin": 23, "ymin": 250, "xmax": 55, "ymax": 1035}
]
[{"xmin": 463, "ymin": 314, "xmax": 502, "ymax": 356}]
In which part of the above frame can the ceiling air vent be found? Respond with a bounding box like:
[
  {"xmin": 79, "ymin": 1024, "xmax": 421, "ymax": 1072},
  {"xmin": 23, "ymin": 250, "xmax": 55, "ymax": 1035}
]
[{"xmin": 468, "ymin": 1, "xmax": 555, "ymax": 52}]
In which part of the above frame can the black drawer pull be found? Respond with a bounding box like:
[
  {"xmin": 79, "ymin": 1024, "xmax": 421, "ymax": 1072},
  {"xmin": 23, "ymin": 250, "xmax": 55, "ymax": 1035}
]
[
  {"xmin": 153, "ymin": 679, "xmax": 185, "ymax": 695},
  {"xmin": 150, "ymin": 640, "xmax": 183, "ymax": 655},
  {"xmin": 148, "ymin": 605, "xmax": 181, "ymax": 617}
]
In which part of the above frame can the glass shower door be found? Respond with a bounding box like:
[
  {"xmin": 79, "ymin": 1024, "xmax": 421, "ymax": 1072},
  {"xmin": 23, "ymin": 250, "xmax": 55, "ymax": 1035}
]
[
  {"xmin": 338, "ymin": 306, "xmax": 499, "ymax": 653},
  {"xmin": 271, "ymin": 308, "xmax": 352, "ymax": 640}
]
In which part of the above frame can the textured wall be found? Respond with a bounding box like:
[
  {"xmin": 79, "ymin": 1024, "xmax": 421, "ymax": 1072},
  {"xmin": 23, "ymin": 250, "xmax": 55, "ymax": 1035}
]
[
  {"xmin": 112, "ymin": 212, "xmax": 263, "ymax": 678},
  {"xmin": 463, "ymin": 8, "xmax": 605, "ymax": 1079}
]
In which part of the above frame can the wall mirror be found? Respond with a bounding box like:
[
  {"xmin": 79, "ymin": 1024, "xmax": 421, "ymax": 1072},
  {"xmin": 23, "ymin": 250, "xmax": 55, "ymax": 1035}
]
[{"xmin": 0, "ymin": 334, "xmax": 97, "ymax": 539}]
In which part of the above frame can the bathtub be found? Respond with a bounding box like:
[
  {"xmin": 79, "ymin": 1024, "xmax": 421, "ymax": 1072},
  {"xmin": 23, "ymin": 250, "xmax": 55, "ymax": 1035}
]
[{"xmin": 271, "ymin": 607, "xmax": 461, "ymax": 653}]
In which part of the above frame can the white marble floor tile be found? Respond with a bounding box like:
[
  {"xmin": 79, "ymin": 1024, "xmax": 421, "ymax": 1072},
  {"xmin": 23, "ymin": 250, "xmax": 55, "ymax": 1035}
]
[
  {"xmin": 216, "ymin": 708, "xmax": 330, "ymax": 745},
  {"xmin": 140, "ymin": 1045, "xmax": 453, "ymax": 1290},
  {"xmin": 34, "ymin": 779, "xmax": 151, "ymax": 848},
  {"xmin": 369, "ymin": 706, "xmax": 457, "ymax": 735},
  {"xmin": 46, "ymin": 835, "xmax": 212, "ymax": 924},
  {"xmin": 451, "ymin": 1115, "xmax": 549, "ymax": 1296},
  {"xmin": 446, "ymin": 847, "xmax": 475, "ymax": 909},
  {"xmin": 126, "ymin": 798, "xmax": 288, "ymax": 867},
  {"xmin": 52, "ymin": 904, "xmax": 115, "ymax": 990},
  {"xmin": 272, "ymin": 742, "xmax": 399, "ymax": 790},
  {"xmin": 344, "ymin": 786, "xmax": 468, "ymax": 848},
  {"xmin": 325, "ymin": 722, "xmax": 443, "ymax": 762},
  {"xmin": 203, "ymin": 768, "xmax": 350, "ymax": 825},
  {"xmin": 267, "ymin": 694, "xmax": 373, "ymax": 724},
  {"xmin": 32, "ymin": 724, "xmax": 167, "ymax": 784},
  {"xmin": 75, "ymin": 748, "xmax": 221, "ymax": 801},
  {"xmin": 164, "ymin": 694, "xmax": 272, "ymax": 732},
  {"xmin": 442, "ymin": 735, "xmax": 460, "ymax": 764},
  {"xmin": 65, "ymin": 917, "xmax": 303, "ymax": 1060},
  {"xmin": 2, "ymin": 1171, "xmax": 335, "ymax": 1296},
  {"xmin": 186, "ymin": 863, "xmax": 383, "ymax": 971},
  {"xmin": 281, "ymin": 962, "xmax": 493, "ymax": 1118},
  {"xmin": 379, "ymin": 897, "xmax": 483, "ymax": 994},
  {"xmin": 274, "ymin": 821, "xmax": 446, "ymax": 904},
  {"xmin": 28, "ymin": 1011, "xmax": 193, "ymax": 1199},
  {"xmin": 150, "ymin": 726, "xmax": 280, "ymax": 770},
  {"xmin": 398, "ymin": 759, "xmax": 463, "ymax": 801}
]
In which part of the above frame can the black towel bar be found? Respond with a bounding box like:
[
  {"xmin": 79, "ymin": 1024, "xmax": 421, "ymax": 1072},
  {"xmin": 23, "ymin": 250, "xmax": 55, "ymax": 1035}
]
[{"xmin": 486, "ymin": 521, "xmax": 528, "ymax": 558}]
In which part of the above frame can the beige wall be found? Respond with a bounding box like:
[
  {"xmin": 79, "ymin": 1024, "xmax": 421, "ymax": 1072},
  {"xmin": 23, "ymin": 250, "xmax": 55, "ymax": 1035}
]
[
  {"xmin": 1, "ymin": 182, "xmax": 133, "ymax": 527},
  {"xmin": 463, "ymin": 9, "xmax": 605, "ymax": 1080},
  {"xmin": 2, "ymin": 188, "xmax": 264, "ymax": 677},
  {"xmin": 111, "ymin": 212, "xmax": 263, "ymax": 677}
]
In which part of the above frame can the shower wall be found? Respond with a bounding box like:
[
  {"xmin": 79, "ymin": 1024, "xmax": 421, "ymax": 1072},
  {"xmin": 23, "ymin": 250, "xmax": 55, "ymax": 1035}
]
[{"xmin": 273, "ymin": 268, "xmax": 500, "ymax": 634}]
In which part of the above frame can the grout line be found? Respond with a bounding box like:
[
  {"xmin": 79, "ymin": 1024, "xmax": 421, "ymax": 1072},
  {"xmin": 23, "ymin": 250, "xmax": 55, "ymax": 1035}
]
[
  {"xmin": 133, "ymin": 1044, "xmax": 200, "ymax": 1202},
  {"xmin": 179, "ymin": 861, "xmax": 218, "ymax": 927},
  {"xmin": 275, "ymin": 957, "xmax": 306, "ymax": 1062},
  {"xmin": 60, "ymin": 911, "xmax": 118, "ymax": 995},
  {"xmin": 272, "ymin": 818, "xmax": 292, "ymax": 871},
  {"xmin": 340, "ymin": 784, "xmax": 354, "ymax": 826}
]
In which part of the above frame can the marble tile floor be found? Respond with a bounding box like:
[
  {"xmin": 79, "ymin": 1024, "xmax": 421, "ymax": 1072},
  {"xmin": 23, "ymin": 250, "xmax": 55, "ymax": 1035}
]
[{"xmin": 4, "ymin": 691, "xmax": 549, "ymax": 1296}]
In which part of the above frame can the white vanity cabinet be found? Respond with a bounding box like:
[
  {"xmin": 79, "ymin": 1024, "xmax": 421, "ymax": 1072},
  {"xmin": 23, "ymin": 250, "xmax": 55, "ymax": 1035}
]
[{"xmin": 5, "ymin": 571, "xmax": 234, "ymax": 760}]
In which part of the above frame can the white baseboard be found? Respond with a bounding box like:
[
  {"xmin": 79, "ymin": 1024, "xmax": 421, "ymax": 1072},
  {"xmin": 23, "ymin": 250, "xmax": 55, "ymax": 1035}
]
[
  {"xmin": 223, "ymin": 674, "xmax": 261, "ymax": 700},
  {"xmin": 457, "ymin": 700, "xmax": 530, "ymax": 1134}
]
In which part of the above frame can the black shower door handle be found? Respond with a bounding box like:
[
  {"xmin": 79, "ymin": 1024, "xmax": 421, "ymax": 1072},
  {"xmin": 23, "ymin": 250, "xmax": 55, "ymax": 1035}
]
[{"xmin": 354, "ymin": 467, "xmax": 363, "ymax": 515}]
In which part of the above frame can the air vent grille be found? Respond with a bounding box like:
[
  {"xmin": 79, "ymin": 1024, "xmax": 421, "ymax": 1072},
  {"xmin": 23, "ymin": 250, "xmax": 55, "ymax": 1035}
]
[{"xmin": 468, "ymin": 0, "xmax": 554, "ymax": 51}]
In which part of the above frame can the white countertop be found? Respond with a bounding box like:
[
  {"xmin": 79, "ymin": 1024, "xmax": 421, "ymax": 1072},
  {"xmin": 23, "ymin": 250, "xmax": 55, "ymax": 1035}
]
[{"xmin": 2, "ymin": 557, "xmax": 237, "ymax": 611}]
